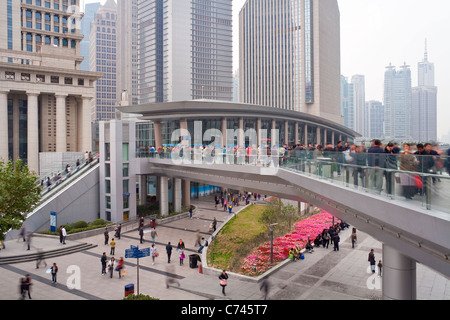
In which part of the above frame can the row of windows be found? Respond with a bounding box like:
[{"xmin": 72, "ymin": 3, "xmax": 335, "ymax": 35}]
[
  {"xmin": 23, "ymin": 0, "xmax": 78, "ymax": 11},
  {"xmin": 4, "ymin": 71, "xmax": 85, "ymax": 86}
]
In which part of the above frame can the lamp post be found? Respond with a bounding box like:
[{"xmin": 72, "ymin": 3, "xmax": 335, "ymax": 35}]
[{"xmin": 269, "ymin": 223, "xmax": 278, "ymax": 264}]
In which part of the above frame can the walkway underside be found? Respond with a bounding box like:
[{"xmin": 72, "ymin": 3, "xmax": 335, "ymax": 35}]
[{"xmin": 143, "ymin": 158, "xmax": 450, "ymax": 279}]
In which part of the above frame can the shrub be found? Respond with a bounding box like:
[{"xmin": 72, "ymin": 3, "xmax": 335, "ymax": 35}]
[
  {"xmin": 91, "ymin": 218, "xmax": 106, "ymax": 226},
  {"xmin": 71, "ymin": 221, "xmax": 88, "ymax": 229}
]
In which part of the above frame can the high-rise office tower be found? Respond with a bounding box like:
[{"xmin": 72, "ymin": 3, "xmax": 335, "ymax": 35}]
[
  {"xmin": 117, "ymin": 0, "xmax": 138, "ymax": 106},
  {"xmin": 352, "ymin": 75, "xmax": 367, "ymax": 137},
  {"xmin": 383, "ymin": 63, "xmax": 412, "ymax": 140},
  {"xmin": 89, "ymin": 0, "xmax": 119, "ymax": 121},
  {"xmin": 80, "ymin": 2, "xmax": 101, "ymax": 71},
  {"xmin": 341, "ymin": 75, "xmax": 354, "ymax": 131},
  {"xmin": 366, "ymin": 100, "xmax": 384, "ymax": 139},
  {"xmin": 411, "ymin": 41, "xmax": 437, "ymax": 142},
  {"xmin": 239, "ymin": 0, "xmax": 342, "ymax": 124},
  {"xmin": 0, "ymin": 0, "xmax": 102, "ymax": 173},
  {"xmin": 137, "ymin": 0, "xmax": 233, "ymax": 104}
]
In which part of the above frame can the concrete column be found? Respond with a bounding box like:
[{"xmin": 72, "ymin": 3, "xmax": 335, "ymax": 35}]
[
  {"xmin": 13, "ymin": 97, "xmax": 19, "ymax": 161},
  {"xmin": 294, "ymin": 122, "xmax": 299, "ymax": 145},
  {"xmin": 78, "ymin": 96, "xmax": 92, "ymax": 152},
  {"xmin": 238, "ymin": 117, "xmax": 244, "ymax": 146},
  {"xmin": 182, "ymin": 179, "xmax": 191, "ymax": 207},
  {"xmin": 27, "ymin": 93, "xmax": 40, "ymax": 173},
  {"xmin": 159, "ymin": 176, "xmax": 169, "ymax": 216},
  {"xmin": 0, "ymin": 91, "xmax": 8, "ymax": 161},
  {"xmin": 153, "ymin": 121, "xmax": 162, "ymax": 148},
  {"xmin": 173, "ymin": 178, "xmax": 182, "ymax": 213},
  {"xmin": 256, "ymin": 118, "xmax": 262, "ymax": 146},
  {"xmin": 316, "ymin": 127, "xmax": 321, "ymax": 146},
  {"xmin": 138, "ymin": 175, "xmax": 148, "ymax": 206},
  {"xmin": 221, "ymin": 117, "xmax": 227, "ymax": 147},
  {"xmin": 382, "ymin": 244, "xmax": 417, "ymax": 300},
  {"xmin": 55, "ymin": 94, "xmax": 67, "ymax": 152},
  {"xmin": 304, "ymin": 124, "xmax": 308, "ymax": 146},
  {"xmin": 284, "ymin": 121, "xmax": 289, "ymax": 145}
]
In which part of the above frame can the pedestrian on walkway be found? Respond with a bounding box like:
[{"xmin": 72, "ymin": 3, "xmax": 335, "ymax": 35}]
[
  {"xmin": 101, "ymin": 252, "xmax": 108, "ymax": 275},
  {"xmin": 189, "ymin": 206, "xmax": 193, "ymax": 219},
  {"xmin": 115, "ymin": 224, "xmax": 121, "ymax": 240},
  {"xmin": 50, "ymin": 263, "xmax": 58, "ymax": 284},
  {"xmin": 59, "ymin": 226, "xmax": 63, "ymax": 244},
  {"xmin": 108, "ymin": 257, "xmax": 116, "ymax": 278},
  {"xmin": 377, "ymin": 260, "xmax": 383, "ymax": 277},
  {"xmin": 212, "ymin": 217, "xmax": 217, "ymax": 232},
  {"xmin": 139, "ymin": 226, "xmax": 144, "ymax": 244},
  {"xmin": 26, "ymin": 232, "xmax": 32, "ymax": 251},
  {"xmin": 104, "ymin": 228, "xmax": 109, "ymax": 245},
  {"xmin": 25, "ymin": 274, "xmax": 32, "ymax": 299},
  {"xmin": 20, "ymin": 278, "xmax": 27, "ymax": 300},
  {"xmin": 259, "ymin": 278, "xmax": 270, "ymax": 300},
  {"xmin": 151, "ymin": 244, "xmax": 158, "ymax": 265},
  {"xmin": 150, "ymin": 227, "xmax": 158, "ymax": 245},
  {"xmin": 179, "ymin": 250, "xmax": 185, "ymax": 266},
  {"xmin": 228, "ymin": 204, "xmax": 233, "ymax": 214},
  {"xmin": 351, "ymin": 228, "xmax": 357, "ymax": 248},
  {"xmin": 110, "ymin": 238, "xmax": 116, "ymax": 255},
  {"xmin": 219, "ymin": 270, "xmax": 229, "ymax": 296},
  {"xmin": 368, "ymin": 249, "xmax": 376, "ymax": 274},
  {"xmin": 166, "ymin": 242, "xmax": 173, "ymax": 263},
  {"xmin": 333, "ymin": 233, "xmax": 340, "ymax": 251},
  {"xmin": 18, "ymin": 226, "xmax": 26, "ymax": 242},
  {"xmin": 117, "ymin": 257, "xmax": 124, "ymax": 279},
  {"xmin": 195, "ymin": 229, "xmax": 201, "ymax": 247},
  {"xmin": 35, "ymin": 249, "xmax": 47, "ymax": 269},
  {"xmin": 61, "ymin": 226, "xmax": 67, "ymax": 244},
  {"xmin": 197, "ymin": 237, "xmax": 208, "ymax": 253}
]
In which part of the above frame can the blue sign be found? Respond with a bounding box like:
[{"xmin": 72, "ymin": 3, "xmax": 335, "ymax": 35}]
[
  {"xmin": 50, "ymin": 212, "xmax": 57, "ymax": 232},
  {"xmin": 125, "ymin": 245, "xmax": 150, "ymax": 259}
]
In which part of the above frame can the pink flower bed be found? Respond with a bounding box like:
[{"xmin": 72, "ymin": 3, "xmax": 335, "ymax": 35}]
[{"xmin": 241, "ymin": 211, "xmax": 339, "ymax": 276}]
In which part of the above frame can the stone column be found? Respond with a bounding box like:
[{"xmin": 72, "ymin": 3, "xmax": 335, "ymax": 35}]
[
  {"xmin": 138, "ymin": 175, "xmax": 148, "ymax": 206},
  {"xmin": 294, "ymin": 122, "xmax": 299, "ymax": 145},
  {"xmin": 221, "ymin": 117, "xmax": 227, "ymax": 147},
  {"xmin": 0, "ymin": 91, "xmax": 9, "ymax": 161},
  {"xmin": 173, "ymin": 178, "xmax": 182, "ymax": 213},
  {"xmin": 182, "ymin": 179, "xmax": 191, "ymax": 207},
  {"xmin": 382, "ymin": 244, "xmax": 417, "ymax": 300},
  {"xmin": 55, "ymin": 94, "xmax": 67, "ymax": 152},
  {"xmin": 153, "ymin": 121, "xmax": 162, "ymax": 148},
  {"xmin": 304, "ymin": 124, "xmax": 308, "ymax": 146},
  {"xmin": 78, "ymin": 96, "xmax": 92, "ymax": 152},
  {"xmin": 27, "ymin": 92, "xmax": 40, "ymax": 173},
  {"xmin": 159, "ymin": 176, "xmax": 169, "ymax": 216},
  {"xmin": 284, "ymin": 121, "xmax": 289, "ymax": 145}
]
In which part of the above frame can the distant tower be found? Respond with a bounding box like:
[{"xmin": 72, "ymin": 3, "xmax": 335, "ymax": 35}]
[{"xmin": 411, "ymin": 40, "xmax": 438, "ymax": 142}]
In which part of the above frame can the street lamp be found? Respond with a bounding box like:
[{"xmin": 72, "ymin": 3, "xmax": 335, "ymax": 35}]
[{"xmin": 269, "ymin": 223, "xmax": 278, "ymax": 264}]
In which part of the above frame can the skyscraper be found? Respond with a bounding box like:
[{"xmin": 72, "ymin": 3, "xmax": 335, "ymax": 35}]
[
  {"xmin": 80, "ymin": 2, "xmax": 101, "ymax": 71},
  {"xmin": 89, "ymin": 0, "xmax": 119, "ymax": 121},
  {"xmin": 411, "ymin": 41, "xmax": 437, "ymax": 142},
  {"xmin": 239, "ymin": 0, "xmax": 342, "ymax": 124},
  {"xmin": 352, "ymin": 75, "xmax": 367, "ymax": 137},
  {"xmin": 0, "ymin": 0, "xmax": 102, "ymax": 173},
  {"xmin": 367, "ymin": 100, "xmax": 384, "ymax": 139},
  {"xmin": 383, "ymin": 63, "xmax": 412, "ymax": 141},
  {"xmin": 137, "ymin": 0, "xmax": 233, "ymax": 104},
  {"xmin": 341, "ymin": 75, "xmax": 355, "ymax": 131}
]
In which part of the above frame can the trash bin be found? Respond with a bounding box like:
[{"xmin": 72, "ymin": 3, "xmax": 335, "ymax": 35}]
[
  {"xmin": 125, "ymin": 284, "xmax": 134, "ymax": 297},
  {"xmin": 189, "ymin": 254, "xmax": 200, "ymax": 268},
  {"xmin": 150, "ymin": 219, "xmax": 156, "ymax": 228}
]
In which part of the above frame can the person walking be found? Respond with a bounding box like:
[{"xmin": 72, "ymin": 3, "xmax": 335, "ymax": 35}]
[
  {"xmin": 189, "ymin": 206, "xmax": 193, "ymax": 219},
  {"xmin": 218, "ymin": 270, "xmax": 229, "ymax": 296},
  {"xmin": 368, "ymin": 249, "xmax": 376, "ymax": 274},
  {"xmin": 50, "ymin": 263, "xmax": 58, "ymax": 284},
  {"xmin": 59, "ymin": 226, "xmax": 63, "ymax": 244},
  {"xmin": 117, "ymin": 257, "xmax": 124, "ymax": 279},
  {"xmin": 150, "ymin": 244, "xmax": 158, "ymax": 265},
  {"xmin": 110, "ymin": 238, "xmax": 116, "ymax": 255},
  {"xmin": 322, "ymin": 230, "xmax": 330, "ymax": 249},
  {"xmin": 101, "ymin": 252, "xmax": 108, "ymax": 275},
  {"xmin": 35, "ymin": 249, "xmax": 47, "ymax": 269},
  {"xmin": 166, "ymin": 242, "xmax": 173, "ymax": 263},
  {"xmin": 61, "ymin": 226, "xmax": 67, "ymax": 245},
  {"xmin": 104, "ymin": 228, "xmax": 109, "ymax": 245},
  {"xmin": 351, "ymin": 228, "xmax": 357, "ymax": 248},
  {"xmin": 108, "ymin": 257, "xmax": 116, "ymax": 278},
  {"xmin": 139, "ymin": 226, "xmax": 144, "ymax": 244},
  {"xmin": 377, "ymin": 260, "xmax": 383, "ymax": 277},
  {"xmin": 24, "ymin": 274, "xmax": 32, "ymax": 299},
  {"xmin": 212, "ymin": 217, "xmax": 217, "ymax": 232},
  {"xmin": 333, "ymin": 232, "xmax": 340, "ymax": 251},
  {"xmin": 150, "ymin": 228, "xmax": 158, "ymax": 245},
  {"xmin": 114, "ymin": 224, "xmax": 121, "ymax": 240}
]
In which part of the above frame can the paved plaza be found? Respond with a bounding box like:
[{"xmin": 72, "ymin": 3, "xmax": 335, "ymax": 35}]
[{"xmin": 0, "ymin": 196, "xmax": 449, "ymax": 302}]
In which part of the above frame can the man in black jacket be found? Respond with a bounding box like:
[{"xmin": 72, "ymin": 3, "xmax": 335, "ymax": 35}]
[{"xmin": 368, "ymin": 140, "xmax": 385, "ymax": 194}]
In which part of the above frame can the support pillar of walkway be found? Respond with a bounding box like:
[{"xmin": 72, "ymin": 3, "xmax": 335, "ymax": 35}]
[
  {"xmin": 138, "ymin": 175, "xmax": 148, "ymax": 206},
  {"xmin": 382, "ymin": 244, "xmax": 417, "ymax": 300},
  {"xmin": 182, "ymin": 179, "xmax": 191, "ymax": 207},
  {"xmin": 159, "ymin": 176, "xmax": 169, "ymax": 217},
  {"xmin": 0, "ymin": 91, "xmax": 9, "ymax": 161},
  {"xmin": 27, "ymin": 92, "xmax": 39, "ymax": 174},
  {"xmin": 55, "ymin": 94, "xmax": 67, "ymax": 152},
  {"xmin": 173, "ymin": 178, "xmax": 182, "ymax": 213}
]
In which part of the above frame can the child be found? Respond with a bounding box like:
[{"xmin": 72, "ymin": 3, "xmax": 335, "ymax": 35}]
[
  {"xmin": 377, "ymin": 260, "xmax": 383, "ymax": 277},
  {"xmin": 179, "ymin": 250, "xmax": 185, "ymax": 266}
]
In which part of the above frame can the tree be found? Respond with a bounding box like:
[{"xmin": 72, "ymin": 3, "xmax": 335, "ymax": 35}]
[{"xmin": 0, "ymin": 159, "xmax": 42, "ymax": 240}]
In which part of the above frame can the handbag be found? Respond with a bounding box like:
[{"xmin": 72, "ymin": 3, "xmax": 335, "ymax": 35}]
[
  {"xmin": 220, "ymin": 279, "xmax": 227, "ymax": 286},
  {"xmin": 414, "ymin": 175, "xmax": 423, "ymax": 189},
  {"xmin": 155, "ymin": 252, "xmax": 159, "ymax": 257}
]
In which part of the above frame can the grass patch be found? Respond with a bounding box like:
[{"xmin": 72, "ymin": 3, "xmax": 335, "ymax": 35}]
[{"xmin": 207, "ymin": 205, "xmax": 267, "ymax": 272}]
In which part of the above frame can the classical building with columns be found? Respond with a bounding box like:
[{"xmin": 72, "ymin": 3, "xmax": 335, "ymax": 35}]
[{"xmin": 0, "ymin": 0, "xmax": 102, "ymax": 173}]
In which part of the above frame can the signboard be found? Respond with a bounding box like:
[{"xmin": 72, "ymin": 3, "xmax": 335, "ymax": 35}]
[
  {"xmin": 125, "ymin": 245, "xmax": 150, "ymax": 259},
  {"xmin": 50, "ymin": 211, "xmax": 57, "ymax": 232}
]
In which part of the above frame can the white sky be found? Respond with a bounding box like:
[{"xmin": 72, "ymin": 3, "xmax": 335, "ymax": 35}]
[{"xmin": 83, "ymin": 0, "xmax": 450, "ymax": 140}]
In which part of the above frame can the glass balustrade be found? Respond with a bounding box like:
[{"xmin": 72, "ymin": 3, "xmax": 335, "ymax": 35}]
[{"xmin": 141, "ymin": 146, "xmax": 450, "ymax": 214}]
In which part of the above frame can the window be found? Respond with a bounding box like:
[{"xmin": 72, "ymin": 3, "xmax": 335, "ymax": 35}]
[
  {"xmin": 51, "ymin": 76, "xmax": 59, "ymax": 83},
  {"xmin": 105, "ymin": 163, "xmax": 110, "ymax": 177},
  {"xmin": 122, "ymin": 163, "xmax": 129, "ymax": 177},
  {"xmin": 36, "ymin": 75, "xmax": 45, "ymax": 82},
  {"xmin": 105, "ymin": 143, "xmax": 111, "ymax": 161},
  {"xmin": 105, "ymin": 180, "xmax": 111, "ymax": 194},
  {"xmin": 5, "ymin": 72, "xmax": 15, "ymax": 80},
  {"xmin": 64, "ymin": 77, "xmax": 72, "ymax": 84},
  {"xmin": 106, "ymin": 196, "xmax": 111, "ymax": 209},
  {"xmin": 122, "ymin": 143, "xmax": 129, "ymax": 161},
  {"xmin": 21, "ymin": 73, "xmax": 31, "ymax": 81}
]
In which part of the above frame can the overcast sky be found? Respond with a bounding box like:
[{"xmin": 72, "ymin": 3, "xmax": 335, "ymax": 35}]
[{"xmin": 83, "ymin": 0, "xmax": 450, "ymax": 141}]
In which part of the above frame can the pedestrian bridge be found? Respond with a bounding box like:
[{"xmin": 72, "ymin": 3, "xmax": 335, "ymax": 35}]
[{"xmin": 139, "ymin": 150, "xmax": 450, "ymax": 299}]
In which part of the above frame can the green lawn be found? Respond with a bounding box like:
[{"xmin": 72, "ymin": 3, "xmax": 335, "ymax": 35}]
[{"xmin": 207, "ymin": 205, "xmax": 267, "ymax": 272}]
